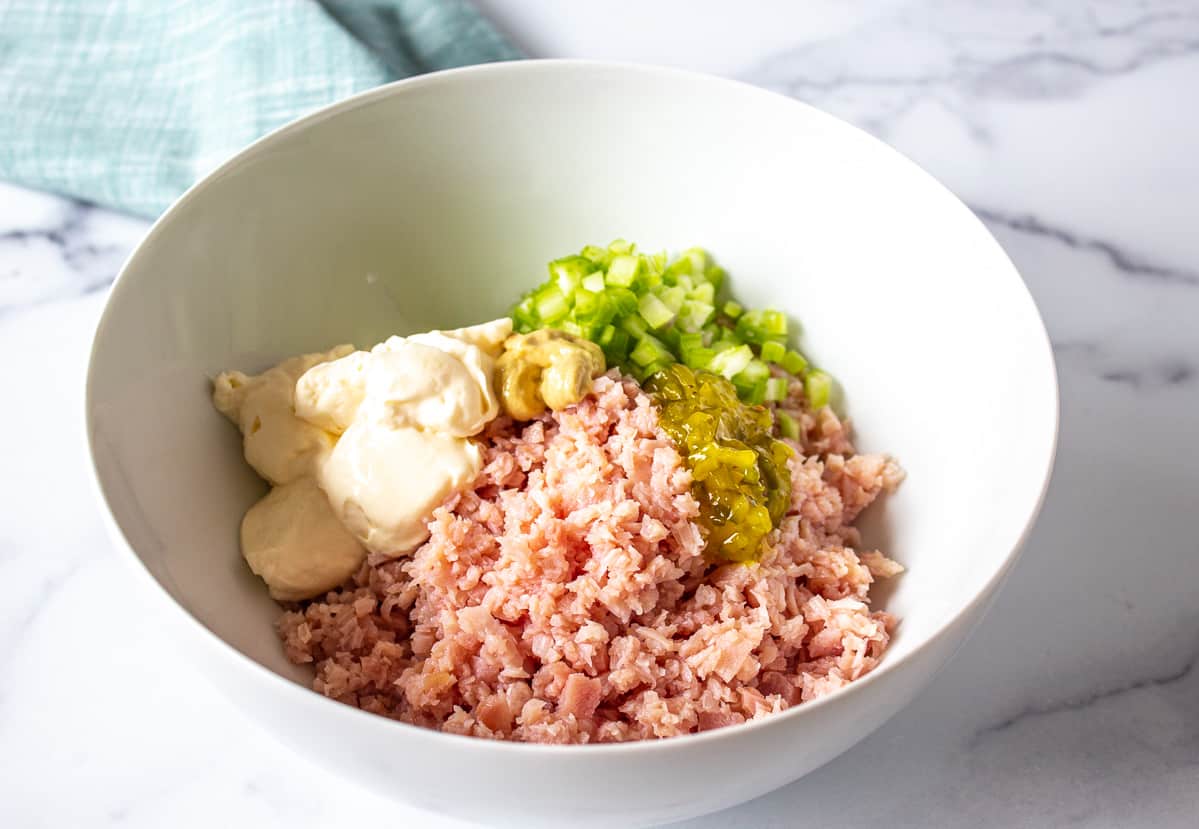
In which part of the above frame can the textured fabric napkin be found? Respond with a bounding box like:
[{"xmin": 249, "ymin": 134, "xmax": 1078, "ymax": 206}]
[{"xmin": 0, "ymin": 0, "xmax": 520, "ymax": 218}]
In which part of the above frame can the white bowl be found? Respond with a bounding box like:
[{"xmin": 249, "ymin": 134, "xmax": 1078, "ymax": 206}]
[{"xmin": 86, "ymin": 61, "xmax": 1057, "ymax": 827}]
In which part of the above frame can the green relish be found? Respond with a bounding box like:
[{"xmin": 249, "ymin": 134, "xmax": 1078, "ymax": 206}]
[{"xmin": 646, "ymin": 364, "xmax": 793, "ymax": 562}]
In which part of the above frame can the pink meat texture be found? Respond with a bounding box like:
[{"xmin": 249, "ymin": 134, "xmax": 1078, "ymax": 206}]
[{"xmin": 278, "ymin": 373, "xmax": 904, "ymax": 743}]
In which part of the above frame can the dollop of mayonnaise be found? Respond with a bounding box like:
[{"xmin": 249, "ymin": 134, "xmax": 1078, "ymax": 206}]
[
  {"xmin": 241, "ymin": 477, "xmax": 366, "ymax": 602},
  {"xmin": 213, "ymin": 345, "xmax": 354, "ymax": 485},
  {"xmin": 294, "ymin": 318, "xmax": 511, "ymax": 558},
  {"xmin": 213, "ymin": 345, "xmax": 367, "ymax": 601}
]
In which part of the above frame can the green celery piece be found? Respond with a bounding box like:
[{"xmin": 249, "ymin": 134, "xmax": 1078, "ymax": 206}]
[
  {"xmin": 581, "ymin": 244, "xmax": 609, "ymax": 267},
  {"xmin": 760, "ymin": 340, "xmax": 786, "ymax": 364},
  {"xmin": 680, "ymin": 247, "xmax": 708, "ymax": 274},
  {"xmin": 709, "ymin": 344, "xmax": 753, "ymax": 379},
  {"xmin": 550, "ymin": 255, "xmax": 595, "ymax": 294},
  {"xmin": 659, "ymin": 326, "xmax": 682, "ymax": 350},
  {"xmin": 705, "ymin": 265, "xmax": 726, "ymax": 293},
  {"xmin": 604, "ymin": 328, "xmax": 631, "ymax": 364},
  {"xmin": 741, "ymin": 380, "xmax": 766, "ymax": 405},
  {"xmin": 648, "ymin": 250, "xmax": 668, "ymax": 275},
  {"xmin": 805, "ymin": 370, "xmax": 832, "ymax": 409},
  {"xmin": 638, "ymin": 293, "xmax": 675, "ymax": 329},
  {"xmin": 760, "ymin": 309, "xmax": 787, "ymax": 336},
  {"xmin": 684, "ymin": 346, "xmax": 715, "ymax": 370},
  {"xmin": 582, "ymin": 271, "xmax": 606, "ymax": 293},
  {"xmin": 658, "ymin": 285, "xmax": 687, "ymax": 313},
  {"xmin": 606, "ymin": 254, "xmax": 640, "ymax": 287},
  {"xmin": 620, "ymin": 313, "xmax": 648, "ymax": 339},
  {"xmin": 630, "ymin": 334, "xmax": 672, "ymax": 367},
  {"xmin": 535, "ymin": 285, "xmax": 569, "ymax": 322},
  {"xmin": 677, "ymin": 300, "xmax": 714, "ymax": 332},
  {"xmin": 734, "ymin": 359, "xmax": 770, "ymax": 386},
  {"xmin": 778, "ymin": 411, "xmax": 801, "ymax": 440},
  {"xmin": 608, "ymin": 287, "xmax": 638, "ymax": 316},
  {"xmin": 765, "ymin": 377, "xmax": 789, "ymax": 402},
  {"xmin": 782, "ymin": 349, "xmax": 808, "ymax": 375},
  {"xmin": 573, "ymin": 288, "xmax": 600, "ymax": 316},
  {"xmin": 689, "ymin": 281, "xmax": 715, "ymax": 304}
]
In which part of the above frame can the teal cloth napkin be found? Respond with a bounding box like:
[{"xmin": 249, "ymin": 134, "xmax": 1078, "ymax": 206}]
[{"xmin": 0, "ymin": 0, "xmax": 520, "ymax": 218}]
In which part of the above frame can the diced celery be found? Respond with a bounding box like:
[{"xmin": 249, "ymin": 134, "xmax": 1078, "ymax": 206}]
[
  {"xmin": 620, "ymin": 313, "xmax": 648, "ymax": 339},
  {"xmin": 586, "ymin": 296, "xmax": 616, "ymax": 328},
  {"xmin": 676, "ymin": 300, "xmax": 714, "ymax": 332},
  {"xmin": 760, "ymin": 309, "xmax": 787, "ymax": 336},
  {"xmin": 582, "ymin": 321, "xmax": 605, "ymax": 341},
  {"xmin": 680, "ymin": 247, "xmax": 708, "ymax": 274},
  {"xmin": 606, "ymin": 254, "xmax": 640, "ymax": 287},
  {"xmin": 648, "ymin": 250, "xmax": 668, "ymax": 275},
  {"xmin": 582, "ymin": 271, "xmax": 606, "ymax": 293},
  {"xmin": 603, "ymin": 328, "xmax": 630, "ymax": 364},
  {"xmin": 535, "ymin": 286, "xmax": 570, "ymax": 322},
  {"xmin": 638, "ymin": 293, "xmax": 675, "ymax": 329},
  {"xmin": 512, "ymin": 297, "xmax": 537, "ymax": 331},
  {"xmin": 765, "ymin": 377, "xmax": 789, "ymax": 402},
  {"xmin": 659, "ymin": 326, "xmax": 682, "ymax": 350},
  {"xmin": 641, "ymin": 264, "xmax": 663, "ymax": 290},
  {"xmin": 630, "ymin": 335, "xmax": 672, "ymax": 368},
  {"xmin": 741, "ymin": 381, "xmax": 766, "ymax": 405},
  {"xmin": 689, "ymin": 281, "xmax": 715, "ymax": 304},
  {"xmin": 683, "ymin": 346, "xmax": 715, "ymax": 370},
  {"xmin": 658, "ymin": 285, "xmax": 686, "ymax": 313},
  {"xmin": 507, "ymin": 240, "xmax": 834, "ymax": 408},
  {"xmin": 573, "ymin": 288, "xmax": 600, "ymax": 317},
  {"xmin": 609, "ymin": 287, "xmax": 638, "ymax": 316},
  {"xmin": 782, "ymin": 349, "xmax": 808, "ymax": 375},
  {"xmin": 643, "ymin": 359, "xmax": 671, "ymax": 379},
  {"xmin": 805, "ymin": 370, "xmax": 832, "ymax": 409},
  {"xmin": 735, "ymin": 310, "xmax": 772, "ymax": 344},
  {"xmin": 665, "ymin": 254, "xmax": 695, "ymax": 280},
  {"xmin": 581, "ymin": 244, "xmax": 608, "ymax": 265},
  {"xmin": 734, "ymin": 359, "xmax": 770, "ymax": 387},
  {"xmin": 706, "ymin": 265, "xmax": 726, "ymax": 292},
  {"xmin": 550, "ymin": 255, "xmax": 595, "ymax": 294},
  {"xmin": 759, "ymin": 340, "xmax": 786, "ymax": 364},
  {"xmin": 709, "ymin": 344, "xmax": 753, "ymax": 379},
  {"xmin": 778, "ymin": 411, "xmax": 800, "ymax": 440}
]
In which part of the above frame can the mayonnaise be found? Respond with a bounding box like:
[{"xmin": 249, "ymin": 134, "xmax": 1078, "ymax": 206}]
[
  {"xmin": 213, "ymin": 345, "xmax": 353, "ymax": 485},
  {"xmin": 213, "ymin": 344, "xmax": 367, "ymax": 600},
  {"xmin": 295, "ymin": 318, "xmax": 512, "ymax": 558},
  {"xmin": 240, "ymin": 477, "xmax": 366, "ymax": 602}
]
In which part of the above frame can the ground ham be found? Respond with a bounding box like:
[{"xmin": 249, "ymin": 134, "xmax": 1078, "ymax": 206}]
[{"xmin": 278, "ymin": 373, "xmax": 904, "ymax": 743}]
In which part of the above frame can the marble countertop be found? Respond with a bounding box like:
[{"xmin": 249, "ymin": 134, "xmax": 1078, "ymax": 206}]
[{"xmin": 3, "ymin": 1, "xmax": 1197, "ymax": 826}]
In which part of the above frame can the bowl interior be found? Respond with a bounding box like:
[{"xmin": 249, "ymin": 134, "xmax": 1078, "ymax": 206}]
[{"xmin": 88, "ymin": 63, "xmax": 1056, "ymax": 695}]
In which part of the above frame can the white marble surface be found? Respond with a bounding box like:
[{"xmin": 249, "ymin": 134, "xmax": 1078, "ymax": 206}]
[{"xmin": 3, "ymin": 1, "xmax": 1198, "ymax": 826}]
